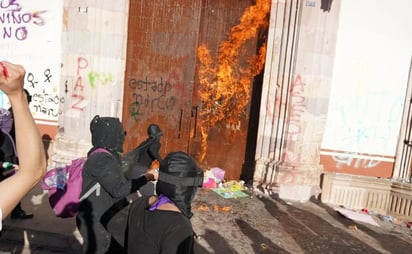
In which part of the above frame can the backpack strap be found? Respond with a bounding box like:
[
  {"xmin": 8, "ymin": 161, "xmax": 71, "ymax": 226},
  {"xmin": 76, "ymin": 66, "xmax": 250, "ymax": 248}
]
[
  {"xmin": 80, "ymin": 182, "xmax": 101, "ymax": 201},
  {"xmin": 80, "ymin": 148, "xmax": 112, "ymax": 200}
]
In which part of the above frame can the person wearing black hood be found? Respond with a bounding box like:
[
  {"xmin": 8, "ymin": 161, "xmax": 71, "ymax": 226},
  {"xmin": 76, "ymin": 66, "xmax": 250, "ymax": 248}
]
[
  {"xmin": 102, "ymin": 151, "xmax": 204, "ymax": 253},
  {"xmin": 76, "ymin": 115, "xmax": 158, "ymax": 254}
]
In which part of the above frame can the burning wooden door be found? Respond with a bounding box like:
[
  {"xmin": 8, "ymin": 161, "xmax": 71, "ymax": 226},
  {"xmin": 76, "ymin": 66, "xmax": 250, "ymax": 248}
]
[
  {"xmin": 190, "ymin": 0, "xmax": 269, "ymax": 180},
  {"xmin": 123, "ymin": 0, "xmax": 269, "ymax": 181}
]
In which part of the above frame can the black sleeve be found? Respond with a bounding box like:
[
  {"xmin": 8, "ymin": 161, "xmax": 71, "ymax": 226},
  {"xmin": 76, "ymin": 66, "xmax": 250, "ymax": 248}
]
[
  {"xmin": 148, "ymin": 142, "xmax": 162, "ymax": 162},
  {"xmin": 131, "ymin": 176, "xmax": 149, "ymax": 193},
  {"xmin": 85, "ymin": 152, "xmax": 149, "ymax": 198}
]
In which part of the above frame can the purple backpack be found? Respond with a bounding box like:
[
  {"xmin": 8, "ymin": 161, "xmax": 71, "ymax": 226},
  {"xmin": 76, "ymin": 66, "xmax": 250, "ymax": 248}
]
[{"xmin": 41, "ymin": 148, "xmax": 110, "ymax": 218}]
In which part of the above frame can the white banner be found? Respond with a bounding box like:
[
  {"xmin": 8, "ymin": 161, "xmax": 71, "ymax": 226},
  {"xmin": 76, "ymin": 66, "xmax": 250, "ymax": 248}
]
[{"xmin": 0, "ymin": 0, "xmax": 63, "ymax": 122}]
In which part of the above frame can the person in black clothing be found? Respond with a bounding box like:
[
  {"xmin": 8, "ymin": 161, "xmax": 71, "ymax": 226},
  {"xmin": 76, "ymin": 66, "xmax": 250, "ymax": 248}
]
[
  {"xmin": 103, "ymin": 151, "xmax": 204, "ymax": 253},
  {"xmin": 0, "ymin": 89, "xmax": 34, "ymax": 219},
  {"xmin": 76, "ymin": 115, "xmax": 158, "ymax": 254}
]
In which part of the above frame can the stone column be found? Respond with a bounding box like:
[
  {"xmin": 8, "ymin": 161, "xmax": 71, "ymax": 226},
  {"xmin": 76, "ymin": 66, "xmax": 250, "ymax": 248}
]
[
  {"xmin": 51, "ymin": 0, "xmax": 129, "ymax": 166},
  {"xmin": 254, "ymin": 0, "xmax": 341, "ymax": 201}
]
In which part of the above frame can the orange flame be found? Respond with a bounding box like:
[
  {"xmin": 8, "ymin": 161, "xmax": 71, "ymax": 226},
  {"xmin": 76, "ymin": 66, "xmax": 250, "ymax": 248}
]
[{"xmin": 197, "ymin": 0, "xmax": 270, "ymax": 161}]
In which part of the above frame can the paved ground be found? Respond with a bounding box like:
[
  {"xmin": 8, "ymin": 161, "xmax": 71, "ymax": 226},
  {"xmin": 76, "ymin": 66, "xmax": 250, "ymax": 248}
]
[
  {"xmin": 1, "ymin": 183, "xmax": 412, "ymax": 253},
  {"xmin": 192, "ymin": 188, "xmax": 412, "ymax": 254}
]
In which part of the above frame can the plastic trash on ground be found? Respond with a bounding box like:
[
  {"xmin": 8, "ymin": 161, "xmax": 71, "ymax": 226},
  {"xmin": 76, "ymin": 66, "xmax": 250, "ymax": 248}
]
[
  {"xmin": 202, "ymin": 167, "xmax": 225, "ymax": 188},
  {"xmin": 212, "ymin": 180, "xmax": 248, "ymax": 199}
]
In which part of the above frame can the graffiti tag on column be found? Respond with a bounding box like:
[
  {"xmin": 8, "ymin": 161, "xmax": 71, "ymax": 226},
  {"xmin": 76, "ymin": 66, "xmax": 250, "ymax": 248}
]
[
  {"xmin": 288, "ymin": 75, "xmax": 306, "ymax": 136},
  {"xmin": 283, "ymin": 75, "xmax": 306, "ymax": 162},
  {"xmin": 72, "ymin": 57, "xmax": 87, "ymax": 110},
  {"xmin": 0, "ymin": 0, "xmax": 46, "ymax": 40},
  {"xmin": 280, "ymin": 75, "xmax": 307, "ymax": 184},
  {"xmin": 128, "ymin": 75, "xmax": 177, "ymax": 120},
  {"xmin": 70, "ymin": 56, "xmax": 115, "ymax": 111},
  {"xmin": 88, "ymin": 71, "xmax": 113, "ymax": 88},
  {"xmin": 27, "ymin": 68, "xmax": 64, "ymax": 117}
]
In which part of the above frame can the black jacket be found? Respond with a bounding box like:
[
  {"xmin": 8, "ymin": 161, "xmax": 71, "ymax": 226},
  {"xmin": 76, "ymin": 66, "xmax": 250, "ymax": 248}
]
[{"xmin": 76, "ymin": 149, "xmax": 149, "ymax": 254}]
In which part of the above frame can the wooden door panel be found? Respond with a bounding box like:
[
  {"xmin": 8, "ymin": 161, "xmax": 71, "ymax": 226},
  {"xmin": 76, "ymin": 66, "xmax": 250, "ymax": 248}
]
[{"xmin": 122, "ymin": 0, "xmax": 202, "ymax": 156}]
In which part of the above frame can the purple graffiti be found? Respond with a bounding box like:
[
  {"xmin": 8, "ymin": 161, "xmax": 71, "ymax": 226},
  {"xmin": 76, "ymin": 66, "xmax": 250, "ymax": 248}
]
[{"xmin": 0, "ymin": 0, "xmax": 46, "ymax": 40}]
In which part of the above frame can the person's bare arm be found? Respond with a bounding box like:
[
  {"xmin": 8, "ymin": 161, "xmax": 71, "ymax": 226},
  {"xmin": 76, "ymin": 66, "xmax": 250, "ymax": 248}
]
[{"xmin": 0, "ymin": 61, "xmax": 46, "ymax": 218}]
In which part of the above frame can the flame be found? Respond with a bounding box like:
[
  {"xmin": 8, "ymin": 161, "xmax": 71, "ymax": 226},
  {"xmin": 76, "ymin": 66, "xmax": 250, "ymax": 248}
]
[{"xmin": 197, "ymin": 0, "xmax": 270, "ymax": 161}]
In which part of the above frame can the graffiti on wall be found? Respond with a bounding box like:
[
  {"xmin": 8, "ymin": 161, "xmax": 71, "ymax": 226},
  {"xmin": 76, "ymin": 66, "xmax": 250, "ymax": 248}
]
[
  {"xmin": 71, "ymin": 57, "xmax": 87, "ymax": 111},
  {"xmin": 0, "ymin": 0, "xmax": 46, "ymax": 40},
  {"xmin": 324, "ymin": 95, "xmax": 403, "ymax": 170},
  {"xmin": 0, "ymin": 0, "xmax": 63, "ymax": 123},
  {"xmin": 0, "ymin": 66, "xmax": 63, "ymax": 118},
  {"xmin": 127, "ymin": 70, "xmax": 191, "ymax": 121},
  {"xmin": 27, "ymin": 68, "xmax": 63, "ymax": 117},
  {"xmin": 287, "ymin": 75, "xmax": 306, "ymax": 136},
  {"xmin": 69, "ymin": 56, "xmax": 114, "ymax": 111},
  {"xmin": 331, "ymin": 151, "xmax": 382, "ymax": 169},
  {"xmin": 283, "ymin": 75, "xmax": 306, "ymax": 163},
  {"xmin": 279, "ymin": 74, "xmax": 307, "ymax": 184}
]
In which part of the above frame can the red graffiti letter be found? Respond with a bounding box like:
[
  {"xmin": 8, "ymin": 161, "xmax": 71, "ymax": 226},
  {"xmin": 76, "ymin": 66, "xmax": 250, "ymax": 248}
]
[
  {"xmin": 77, "ymin": 57, "xmax": 88, "ymax": 76},
  {"xmin": 74, "ymin": 76, "xmax": 84, "ymax": 92}
]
